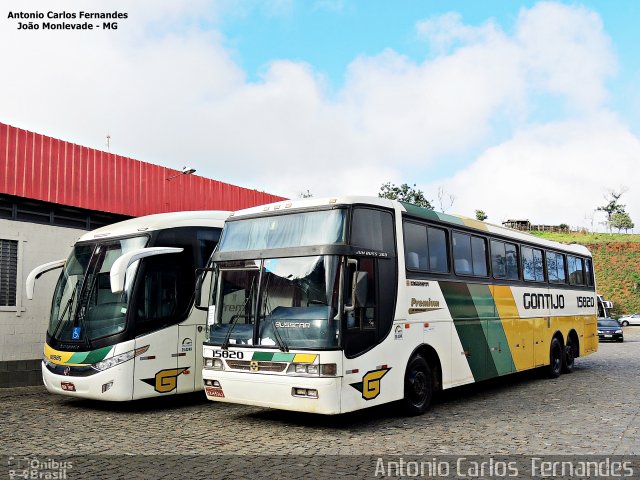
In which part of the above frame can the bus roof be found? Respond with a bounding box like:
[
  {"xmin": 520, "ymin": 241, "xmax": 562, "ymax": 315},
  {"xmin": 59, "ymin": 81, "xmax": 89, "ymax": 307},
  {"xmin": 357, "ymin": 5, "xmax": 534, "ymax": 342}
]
[
  {"xmin": 78, "ymin": 210, "xmax": 230, "ymax": 242},
  {"xmin": 229, "ymin": 196, "xmax": 591, "ymax": 257}
]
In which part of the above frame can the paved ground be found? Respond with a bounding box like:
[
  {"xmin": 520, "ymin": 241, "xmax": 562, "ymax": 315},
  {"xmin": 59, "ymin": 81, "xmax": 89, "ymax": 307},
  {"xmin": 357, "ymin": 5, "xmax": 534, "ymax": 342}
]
[{"xmin": 1, "ymin": 328, "xmax": 639, "ymax": 478}]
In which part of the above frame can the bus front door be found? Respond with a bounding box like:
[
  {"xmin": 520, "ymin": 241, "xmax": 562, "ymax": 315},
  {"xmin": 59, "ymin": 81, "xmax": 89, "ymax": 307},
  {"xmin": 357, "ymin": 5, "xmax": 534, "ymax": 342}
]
[{"xmin": 133, "ymin": 325, "xmax": 180, "ymax": 399}]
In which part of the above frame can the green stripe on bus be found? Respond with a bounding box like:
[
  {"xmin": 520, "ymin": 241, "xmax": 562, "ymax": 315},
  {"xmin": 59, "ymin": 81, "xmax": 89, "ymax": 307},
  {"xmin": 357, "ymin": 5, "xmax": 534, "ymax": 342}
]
[
  {"xmin": 252, "ymin": 352, "xmax": 274, "ymax": 361},
  {"xmin": 440, "ymin": 282, "xmax": 498, "ymax": 381},
  {"xmin": 83, "ymin": 346, "xmax": 113, "ymax": 364},
  {"xmin": 400, "ymin": 202, "xmax": 467, "ymax": 226},
  {"xmin": 68, "ymin": 346, "xmax": 112, "ymax": 365},
  {"xmin": 466, "ymin": 284, "xmax": 515, "ymax": 376},
  {"xmin": 272, "ymin": 353, "xmax": 296, "ymax": 362}
]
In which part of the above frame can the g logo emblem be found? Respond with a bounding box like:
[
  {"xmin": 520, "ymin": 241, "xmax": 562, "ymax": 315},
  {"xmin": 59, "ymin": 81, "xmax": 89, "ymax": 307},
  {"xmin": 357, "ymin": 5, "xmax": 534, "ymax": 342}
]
[
  {"xmin": 142, "ymin": 368, "xmax": 188, "ymax": 393},
  {"xmin": 350, "ymin": 368, "xmax": 391, "ymax": 400},
  {"xmin": 250, "ymin": 361, "xmax": 259, "ymax": 372}
]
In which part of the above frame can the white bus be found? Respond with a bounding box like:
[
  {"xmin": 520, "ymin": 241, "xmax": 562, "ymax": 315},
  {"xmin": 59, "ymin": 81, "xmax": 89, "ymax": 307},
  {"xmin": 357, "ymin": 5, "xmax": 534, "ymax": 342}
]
[
  {"xmin": 27, "ymin": 211, "xmax": 228, "ymax": 400},
  {"xmin": 200, "ymin": 197, "xmax": 598, "ymax": 415}
]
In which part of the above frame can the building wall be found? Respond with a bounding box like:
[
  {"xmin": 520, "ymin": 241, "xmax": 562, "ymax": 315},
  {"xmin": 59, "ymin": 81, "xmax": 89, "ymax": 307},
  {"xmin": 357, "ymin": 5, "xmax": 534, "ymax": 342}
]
[
  {"xmin": 0, "ymin": 219, "xmax": 84, "ymax": 386},
  {"xmin": 1, "ymin": 122, "xmax": 286, "ymax": 216}
]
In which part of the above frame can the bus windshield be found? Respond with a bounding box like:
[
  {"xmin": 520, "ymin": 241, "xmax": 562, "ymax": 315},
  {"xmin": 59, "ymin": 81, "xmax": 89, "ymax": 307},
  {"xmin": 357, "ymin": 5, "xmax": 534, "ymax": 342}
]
[
  {"xmin": 49, "ymin": 236, "xmax": 148, "ymax": 343},
  {"xmin": 210, "ymin": 255, "xmax": 341, "ymax": 349},
  {"xmin": 218, "ymin": 209, "xmax": 347, "ymax": 252}
]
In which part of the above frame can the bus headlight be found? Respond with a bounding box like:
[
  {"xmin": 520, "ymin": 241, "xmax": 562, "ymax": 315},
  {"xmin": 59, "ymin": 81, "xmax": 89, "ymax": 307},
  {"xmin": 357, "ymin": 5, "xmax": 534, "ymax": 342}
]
[
  {"xmin": 92, "ymin": 345, "xmax": 149, "ymax": 371},
  {"xmin": 290, "ymin": 363, "xmax": 336, "ymax": 376}
]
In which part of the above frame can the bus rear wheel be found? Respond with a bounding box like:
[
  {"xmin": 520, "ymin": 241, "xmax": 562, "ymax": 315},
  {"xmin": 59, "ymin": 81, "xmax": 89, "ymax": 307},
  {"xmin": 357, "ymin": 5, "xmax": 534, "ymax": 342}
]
[
  {"xmin": 403, "ymin": 355, "xmax": 433, "ymax": 416},
  {"xmin": 562, "ymin": 342, "xmax": 575, "ymax": 374},
  {"xmin": 548, "ymin": 338, "xmax": 563, "ymax": 378}
]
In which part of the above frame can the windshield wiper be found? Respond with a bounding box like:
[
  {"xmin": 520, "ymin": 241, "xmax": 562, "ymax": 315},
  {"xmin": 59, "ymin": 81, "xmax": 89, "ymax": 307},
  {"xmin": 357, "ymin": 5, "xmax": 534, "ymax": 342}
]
[
  {"xmin": 221, "ymin": 313, "xmax": 250, "ymax": 349},
  {"xmin": 260, "ymin": 276, "xmax": 288, "ymax": 352},
  {"xmin": 221, "ymin": 276, "xmax": 256, "ymax": 349},
  {"xmin": 266, "ymin": 316, "xmax": 288, "ymax": 352},
  {"xmin": 51, "ymin": 282, "xmax": 79, "ymax": 339}
]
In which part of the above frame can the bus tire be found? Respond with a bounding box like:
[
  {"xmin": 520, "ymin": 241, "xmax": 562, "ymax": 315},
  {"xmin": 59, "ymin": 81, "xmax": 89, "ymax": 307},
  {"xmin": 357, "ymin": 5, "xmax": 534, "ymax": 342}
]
[
  {"xmin": 403, "ymin": 355, "xmax": 433, "ymax": 416},
  {"xmin": 548, "ymin": 338, "xmax": 563, "ymax": 378},
  {"xmin": 562, "ymin": 342, "xmax": 575, "ymax": 374}
]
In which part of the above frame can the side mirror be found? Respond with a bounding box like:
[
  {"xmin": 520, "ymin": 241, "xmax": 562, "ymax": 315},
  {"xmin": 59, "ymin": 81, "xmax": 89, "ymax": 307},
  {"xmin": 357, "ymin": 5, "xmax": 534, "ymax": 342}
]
[
  {"xmin": 353, "ymin": 271, "xmax": 368, "ymax": 308},
  {"xmin": 110, "ymin": 247, "xmax": 183, "ymax": 293},
  {"xmin": 25, "ymin": 259, "xmax": 66, "ymax": 300},
  {"xmin": 194, "ymin": 267, "xmax": 215, "ymax": 311},
  {"xmin": 344, "ymin": 256, "xmax": 368, "ymax": 312}
]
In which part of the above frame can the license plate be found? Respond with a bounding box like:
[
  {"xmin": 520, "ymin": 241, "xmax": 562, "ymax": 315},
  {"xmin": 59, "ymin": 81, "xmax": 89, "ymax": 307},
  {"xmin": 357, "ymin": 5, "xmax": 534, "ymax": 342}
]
[
  {"xmin": 205, "ymin": 387, "xmax": 225, "ymax": 398},
  {"xmin": 604, "ymin": 335, "xmax": 613, "ymax": 338},
  {"xmin": 61, "ymin": 381, "xmax": 76, "ymax": 392}
]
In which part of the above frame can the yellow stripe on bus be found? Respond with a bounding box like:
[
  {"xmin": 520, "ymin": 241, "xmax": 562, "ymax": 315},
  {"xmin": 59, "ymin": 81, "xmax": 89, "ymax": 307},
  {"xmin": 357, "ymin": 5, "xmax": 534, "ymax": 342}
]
[
  {"xmin": 293, "ymin": 354, "xmax": 317, "ymax": 364},
  {"xmin": 492, "ymin": 285, "xmax": 535, "ymax": 372},
  {"xmin": 43, "ymin": 343, "xmax": 86, "ymax": 366}
]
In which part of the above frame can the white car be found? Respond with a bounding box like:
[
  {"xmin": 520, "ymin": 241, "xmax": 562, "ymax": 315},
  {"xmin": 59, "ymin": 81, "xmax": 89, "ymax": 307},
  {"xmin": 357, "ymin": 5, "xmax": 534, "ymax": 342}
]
[{"xmin": 618, "ymin": 313, "xmax": 640, "ymax": 326}]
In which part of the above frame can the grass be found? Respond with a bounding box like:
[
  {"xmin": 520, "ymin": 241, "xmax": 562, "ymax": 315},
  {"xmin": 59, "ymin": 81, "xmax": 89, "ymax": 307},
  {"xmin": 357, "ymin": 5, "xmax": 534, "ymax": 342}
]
[
  {"xmin": 528, "ymin": 231, "xmax": 640, "ymax": 244},
  {"xmin": 533, "ymin": 231, "xmax": 640, "ymax": 316}
]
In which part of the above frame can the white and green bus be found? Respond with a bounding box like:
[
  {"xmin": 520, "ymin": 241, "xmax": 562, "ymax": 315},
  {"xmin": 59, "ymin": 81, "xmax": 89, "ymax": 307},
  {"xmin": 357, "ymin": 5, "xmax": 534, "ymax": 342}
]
[
  {"xmin": 200, "ymin": 197, "xmax": 597, "ymax": 415},
  {"xmin": 27, "ymin": 211, "xmax": 228, "ymax": 400}
]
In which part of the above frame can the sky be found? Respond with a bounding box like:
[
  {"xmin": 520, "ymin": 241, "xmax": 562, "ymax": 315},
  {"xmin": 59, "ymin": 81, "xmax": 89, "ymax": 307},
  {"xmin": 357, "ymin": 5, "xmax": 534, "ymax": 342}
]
[{"xmin": 1, "ymin": 0, "xmax": 639, "ymax": 229}]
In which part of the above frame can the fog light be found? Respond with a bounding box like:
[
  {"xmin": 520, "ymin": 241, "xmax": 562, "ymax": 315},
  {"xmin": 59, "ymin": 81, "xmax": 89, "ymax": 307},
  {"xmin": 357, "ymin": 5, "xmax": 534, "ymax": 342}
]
[
  {"xmin": 102, "ymin": 381, "xmax": 114, "ymax": 393},
  {"xmin": 292, "ymin": 387, "xmax": 319, "ymax": 399},
  {"xmin": 212, "ymin": 380, "xmax": 221, "ymax": 387},
  {"xmin": 204, "ymin": 379, "xmax": 213, "ymax": 386},
  {"xmin": 320, "ymin": 363, "xmax": 337, "ymax": 376},
  {"xmin": 293, "ymin": 387, "xmax": 307, "ymax": 396}
]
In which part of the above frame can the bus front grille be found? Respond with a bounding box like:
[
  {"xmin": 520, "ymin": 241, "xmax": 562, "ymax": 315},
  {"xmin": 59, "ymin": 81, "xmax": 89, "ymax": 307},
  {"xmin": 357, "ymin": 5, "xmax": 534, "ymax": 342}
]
[{"xmin": 226, "ymin": 360, "xmax": 288, "ymax": 373}]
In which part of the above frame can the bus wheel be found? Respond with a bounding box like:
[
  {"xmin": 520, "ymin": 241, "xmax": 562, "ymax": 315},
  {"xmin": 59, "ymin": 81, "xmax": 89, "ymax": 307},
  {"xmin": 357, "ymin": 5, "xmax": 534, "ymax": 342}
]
[
  {"xmin": 403, "ymin": 355, "xmax": 433, "ymax": 416},
  {"xmin": 548, "ymin": 338, "xmax": 563, "ymax": 378},
  {"xmin": 562, "ymin": 341, "xmax": 575, "ymax": 374}
]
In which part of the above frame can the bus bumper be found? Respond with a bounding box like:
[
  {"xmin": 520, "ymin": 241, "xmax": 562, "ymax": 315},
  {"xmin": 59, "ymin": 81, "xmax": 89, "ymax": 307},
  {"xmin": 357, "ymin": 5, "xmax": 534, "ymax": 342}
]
[
  {"xmin": 202, "ymin": 370, "xmax": 342, "ymax": 414},
  {"xmin": 41, "ymin": 361, "xmax": 134, "ymax": 401}
]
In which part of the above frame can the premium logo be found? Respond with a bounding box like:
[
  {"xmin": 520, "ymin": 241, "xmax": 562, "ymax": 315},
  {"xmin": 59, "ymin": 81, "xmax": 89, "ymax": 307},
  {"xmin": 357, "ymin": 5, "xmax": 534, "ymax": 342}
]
[
  {"xmin": 142, "ymin": 368, "xmax": 189, "ymax": 393},
  {"xmin": 408, "ymin": 297, "xmax": 441, "ymax": 314},
  {"xmin": 350, "ymin": 368, "xmax": 391, "ymax": 400}
]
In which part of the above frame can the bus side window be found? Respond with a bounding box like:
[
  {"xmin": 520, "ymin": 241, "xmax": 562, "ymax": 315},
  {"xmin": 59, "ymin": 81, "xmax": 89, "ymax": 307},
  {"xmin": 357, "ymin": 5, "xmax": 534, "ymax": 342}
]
[
  {"xmin": 567, "ymin": 255, "xmax": 585, "ymax": 286},
  {"xmin": 585, "ymin": 259, "xmax": 594, "ymax": 287},
  {"xmin": 453, "ymin": 232, "xmax": 487, "ymax": 276}
]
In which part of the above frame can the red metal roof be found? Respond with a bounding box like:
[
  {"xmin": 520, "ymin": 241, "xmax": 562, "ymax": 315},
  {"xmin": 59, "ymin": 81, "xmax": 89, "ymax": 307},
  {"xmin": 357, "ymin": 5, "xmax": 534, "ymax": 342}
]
[{"xmin": 0, "ymin": 122, "xmax": 285, "ymax": 216}]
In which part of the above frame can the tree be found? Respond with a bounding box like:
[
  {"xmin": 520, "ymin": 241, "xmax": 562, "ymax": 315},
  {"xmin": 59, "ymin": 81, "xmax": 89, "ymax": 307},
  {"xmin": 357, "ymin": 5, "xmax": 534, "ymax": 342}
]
[
  {"xmin": 437, "ymin": 186, "xmax": 455, "ymax": 213},
  {"xmin": 379, "ymin": 182, "xmax": 433, "ymax": 209},
  {"xmin": 597, "ymin": 188, "xmax": 628, "ymax": 232},
  {"xmin": 475, "ymin": 210, "xmax": 488, "ymax": 221},
  {"xmin": 610, "ymin": 211, "xmax": 634, "ymax": 233}
]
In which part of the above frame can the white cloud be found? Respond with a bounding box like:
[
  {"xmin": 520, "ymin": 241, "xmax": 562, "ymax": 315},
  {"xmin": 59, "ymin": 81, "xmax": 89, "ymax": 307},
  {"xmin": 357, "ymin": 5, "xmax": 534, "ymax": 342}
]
[
  {"xmin": 431, "ymin": 113, "xmax": 640, "ymax": 229},
  {"xmin": 1, "ymin": 0, "xmax": 635, "ymax": 227},
  {"xmin": 515, "ymin": 2, "xmax": 616, "ymax": 111}
]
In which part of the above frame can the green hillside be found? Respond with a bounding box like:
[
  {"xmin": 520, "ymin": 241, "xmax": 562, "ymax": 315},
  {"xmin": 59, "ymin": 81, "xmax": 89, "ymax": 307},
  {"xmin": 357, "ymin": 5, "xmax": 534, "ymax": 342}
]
[{"xmin": 530, "ymin": 231, "xmax": 640, "ymax": 316}]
